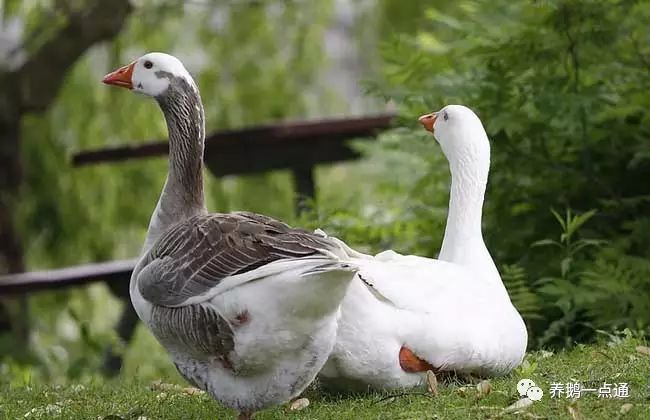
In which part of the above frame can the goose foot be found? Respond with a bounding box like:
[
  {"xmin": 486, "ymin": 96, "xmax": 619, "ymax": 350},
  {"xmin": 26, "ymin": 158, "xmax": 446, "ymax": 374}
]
[
  {"xmin": 238, "ymin": 412, "xmax": 253, "ymax": 420},
  {"xmin": 399, "ymin": 346, "xmax": 436, "ymax": 373}
]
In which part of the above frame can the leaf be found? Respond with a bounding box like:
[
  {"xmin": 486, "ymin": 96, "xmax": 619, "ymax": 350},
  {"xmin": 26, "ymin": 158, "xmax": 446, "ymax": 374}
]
[
  {"xmin": 531, "ymin": 239, "xmax": 561, "ymax": 248},
  {"xmin": 501, "ymin": 398, "xmax": 533, "ymax": 414},
  {"xmin": 426, "ymin": 370, "xmax": 438, "ymax": 396},
  {"xmin": 569, "ymin": 210, "xmax": 598, "ymax": 234},
  {"xmin": 182, "ymin": 387, "xmax": 205, "ymax": 396},
  {"xmin": 550, "ymin": 208, "xmax": 567, "ymax": 231},
  {"xmin": 560, "ymin": 257, "xmax": 573, "ymax": 278}
]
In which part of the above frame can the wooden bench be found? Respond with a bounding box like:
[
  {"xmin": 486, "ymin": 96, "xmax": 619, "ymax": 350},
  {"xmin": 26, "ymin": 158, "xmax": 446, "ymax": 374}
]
[{"xmin": 0, "ymin": 114, "xmax": 394, "ymax": 374}]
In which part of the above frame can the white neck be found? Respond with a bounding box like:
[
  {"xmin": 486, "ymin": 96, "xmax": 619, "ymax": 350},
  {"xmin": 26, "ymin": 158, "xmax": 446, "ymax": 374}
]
[{"xmin": 438, "ymin": 148, "xmax": 500, "ymax": 285}]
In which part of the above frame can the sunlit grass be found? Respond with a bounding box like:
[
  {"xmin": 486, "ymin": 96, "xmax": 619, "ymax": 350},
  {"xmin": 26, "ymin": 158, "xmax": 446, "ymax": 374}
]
[{"xmin": 1, "ymin": 336, "xmax": 648, "ymax": 419}]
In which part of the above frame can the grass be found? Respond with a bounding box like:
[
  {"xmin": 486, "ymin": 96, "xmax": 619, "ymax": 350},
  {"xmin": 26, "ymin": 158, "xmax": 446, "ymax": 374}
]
[{"xmin": 1, "ymin": 335, "xmax": 649, "ymax": 420}]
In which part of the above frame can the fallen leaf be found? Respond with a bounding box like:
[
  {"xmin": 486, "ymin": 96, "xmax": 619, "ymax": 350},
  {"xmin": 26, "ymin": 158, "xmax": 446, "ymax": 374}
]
[
  {"xmin": 620, "ymin": 403, "xmax": 633, "ymax": 415},
  {"xmin": 567, "ymin": 402, "xmax": 583, "ymax": 420},
  {"xmin": 149, "ymin": 380, "xmax": 181, "ymax": 392},
  {"xmin": 289, "ymin": 398, "xmax": 310, "ymax": 411},
  {"xmin": 501, "ymin": 397, "xmax": 533, "ymax": 414},
  {"xmin": 636, "ymin": 346, "xmax": 650, "ymax": 356},
  {"xmin": 476, "ymin": 380, "xmax": 492, "ymax": 398},
  {"xmin": 182, "ymin": 387, "xmax": 205, "ymax": 396},
  {"xmin": 426, "ymin": 370, "xmax": 438, "ymax": 396}
]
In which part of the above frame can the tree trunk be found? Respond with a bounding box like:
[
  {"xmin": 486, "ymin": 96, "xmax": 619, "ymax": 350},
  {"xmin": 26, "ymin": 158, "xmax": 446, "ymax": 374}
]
[
  {"xmin": 0, "ymin": 113, "xmax": 29, "ymax": 345},
  {"xmin": 0, "ymin": 0, "xmax": 134, "ymax": 360}
]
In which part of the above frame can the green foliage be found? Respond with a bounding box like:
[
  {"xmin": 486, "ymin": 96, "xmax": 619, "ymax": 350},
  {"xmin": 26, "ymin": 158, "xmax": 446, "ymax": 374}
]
[
  {"xmin": 580, "ymin": 249, "xmax": 650, "ymax": 333},
  {"xmin": 532, "ymin": 209, "xmax": 604, "ymax": 348},
  {"xmin": 501, "ymin": 264, "xmax": 542, "ymax": 323},
  {"xmin": 519, "ymin": 209, "xmax": 648, "ymax": 348}
]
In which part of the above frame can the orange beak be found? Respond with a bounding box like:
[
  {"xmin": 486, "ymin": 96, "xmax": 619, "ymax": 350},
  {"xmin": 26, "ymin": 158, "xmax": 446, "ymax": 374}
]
[
  {"xmin": 102, "ymin": 62, "xmax": 135, "ymax": 89},
  {"xmin": 418, "ymin": 113, "xmax": 437, "ymax": 133}
]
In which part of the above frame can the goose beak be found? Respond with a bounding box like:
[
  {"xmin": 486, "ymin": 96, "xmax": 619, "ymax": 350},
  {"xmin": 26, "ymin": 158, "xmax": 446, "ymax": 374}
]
[
  {"xmin": 418, "ymin": 113, "xmax": 437, "ymax": 133},
  {"xmin": 102, "ymin": 62, "xmax": 135, "ymax": 89}
]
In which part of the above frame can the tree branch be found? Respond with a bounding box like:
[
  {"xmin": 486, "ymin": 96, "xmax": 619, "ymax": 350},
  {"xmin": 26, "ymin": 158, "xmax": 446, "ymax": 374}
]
[{"xmin": 10, "ymin": 0, "xmax": 133, "ymax": 114}]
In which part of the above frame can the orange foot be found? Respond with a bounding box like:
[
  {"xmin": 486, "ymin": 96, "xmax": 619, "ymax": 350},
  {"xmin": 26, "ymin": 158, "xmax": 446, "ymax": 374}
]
[{"xmin": 399, "ymin": 346, "xmax": 436, "ymax": 373}]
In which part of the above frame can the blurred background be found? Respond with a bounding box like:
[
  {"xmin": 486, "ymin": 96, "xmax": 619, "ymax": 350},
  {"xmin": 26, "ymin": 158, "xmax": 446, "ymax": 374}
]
[{"xmin": 0, "ymin": 0, "xmax": 648, "ymax": 385}]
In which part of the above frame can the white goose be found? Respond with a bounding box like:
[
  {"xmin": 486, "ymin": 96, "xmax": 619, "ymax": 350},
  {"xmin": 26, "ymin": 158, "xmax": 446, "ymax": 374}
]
[
  {"xmin": 319, "ymin": 105, "xmax": 528, "ymax": 390},
  {"xmin": 102, "ymin": 52, "xmax": 359, "ymax": 419}
]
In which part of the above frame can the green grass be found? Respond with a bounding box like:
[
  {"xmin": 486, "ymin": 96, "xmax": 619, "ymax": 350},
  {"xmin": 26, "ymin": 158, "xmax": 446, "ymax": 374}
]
[{"xmin": 1, "ymin": 336, "xmax": 649, "ymax": 420}]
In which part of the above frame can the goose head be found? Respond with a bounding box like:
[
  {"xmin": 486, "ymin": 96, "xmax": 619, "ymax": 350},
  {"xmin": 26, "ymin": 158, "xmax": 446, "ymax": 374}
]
[
  {"xmin": 418, "ymin": 105, "xmax": 490, "ymax": 165},
  {"xmin": 102, "ymin": 52, "xmax": 196, "ymax": 98}
]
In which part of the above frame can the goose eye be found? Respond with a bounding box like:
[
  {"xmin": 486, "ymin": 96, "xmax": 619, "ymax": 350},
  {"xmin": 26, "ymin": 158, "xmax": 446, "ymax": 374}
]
[
  {"xmin": 144, "ymin": 60, "xmax": 153, "ymax": 69},
  {"xmin": 443, "ymin": 112, "xmax": 449, "ymax": 121}
]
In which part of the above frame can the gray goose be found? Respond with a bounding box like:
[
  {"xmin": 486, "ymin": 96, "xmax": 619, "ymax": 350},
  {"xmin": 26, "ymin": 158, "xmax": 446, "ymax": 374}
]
[{"xmin": 102, "ymin": 52, "xmax": 358, "ymax": 420}]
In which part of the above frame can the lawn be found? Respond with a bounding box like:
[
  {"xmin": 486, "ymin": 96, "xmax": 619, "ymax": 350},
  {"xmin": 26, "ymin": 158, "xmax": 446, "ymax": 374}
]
[{"xmin": 1, "ymin": 335, "xmax": 648, "ymax": 420}]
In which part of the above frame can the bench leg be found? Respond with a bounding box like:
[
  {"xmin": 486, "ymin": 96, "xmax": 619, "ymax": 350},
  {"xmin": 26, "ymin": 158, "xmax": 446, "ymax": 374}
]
[
  {"xmin": 102, "ymin": 277, "xmax": 139, "ymax": 376},
  {"xmin": 291, "ymin": 165, "xmax": 316, "ymax": 216},
  {"xmin": 101, "ymin": 296, "xmax": 139, "ymax": 376}
]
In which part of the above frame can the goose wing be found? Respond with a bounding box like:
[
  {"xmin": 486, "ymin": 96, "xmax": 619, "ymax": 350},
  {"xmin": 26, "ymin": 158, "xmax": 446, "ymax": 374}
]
[{"xmin": 136, "ymin": 212, "xmax": 344, "ymax": 307}]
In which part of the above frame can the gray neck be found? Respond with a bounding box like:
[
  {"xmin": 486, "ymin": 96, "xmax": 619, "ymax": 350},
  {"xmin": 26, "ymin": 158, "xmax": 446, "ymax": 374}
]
[{"xmin": 144, "ymin": 76, "xmax": 207, "ymax": 250}]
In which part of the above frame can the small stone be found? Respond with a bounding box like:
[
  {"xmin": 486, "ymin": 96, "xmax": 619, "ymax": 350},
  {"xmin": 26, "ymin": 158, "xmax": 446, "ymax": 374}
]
[
  {"xmin": 289, "ymin": 398, "xmax": 309, "ymax": 411},
  {"xmin": 635, "ymin": 346, "xmax": 650, "ymax": 356},
  {"xmin": 620, "ymin": 403, "xmax": 633, "ymax": 415},
  {"xmin": 476, "ymin": 380, "xmax": 492, "ymax": 397}
]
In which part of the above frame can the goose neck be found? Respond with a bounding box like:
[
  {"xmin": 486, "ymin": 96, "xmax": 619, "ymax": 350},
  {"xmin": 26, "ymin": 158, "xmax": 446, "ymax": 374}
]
[
  {"xmin": 438, "ymin": 155, "xmax": 489, "ymax": 264},
  {"xmin": 144, "ymin": 79, "xmax": 207, "ymax": 249}
]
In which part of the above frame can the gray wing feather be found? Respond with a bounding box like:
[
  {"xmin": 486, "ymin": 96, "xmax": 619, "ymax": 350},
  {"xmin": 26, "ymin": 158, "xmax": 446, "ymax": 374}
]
[{"xmin": 137, "ymin": 212, "xmax": 340, "ymax": 307}]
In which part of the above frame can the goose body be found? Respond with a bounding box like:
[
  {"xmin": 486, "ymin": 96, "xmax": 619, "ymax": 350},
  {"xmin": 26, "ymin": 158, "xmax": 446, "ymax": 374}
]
[
  {"xmin": 319, "ymin": 105, "xmax": 527, "ymax": 390},
  {"xmin": 103, "ymin": 53, "xmax": 358, "ymax": 419}
]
